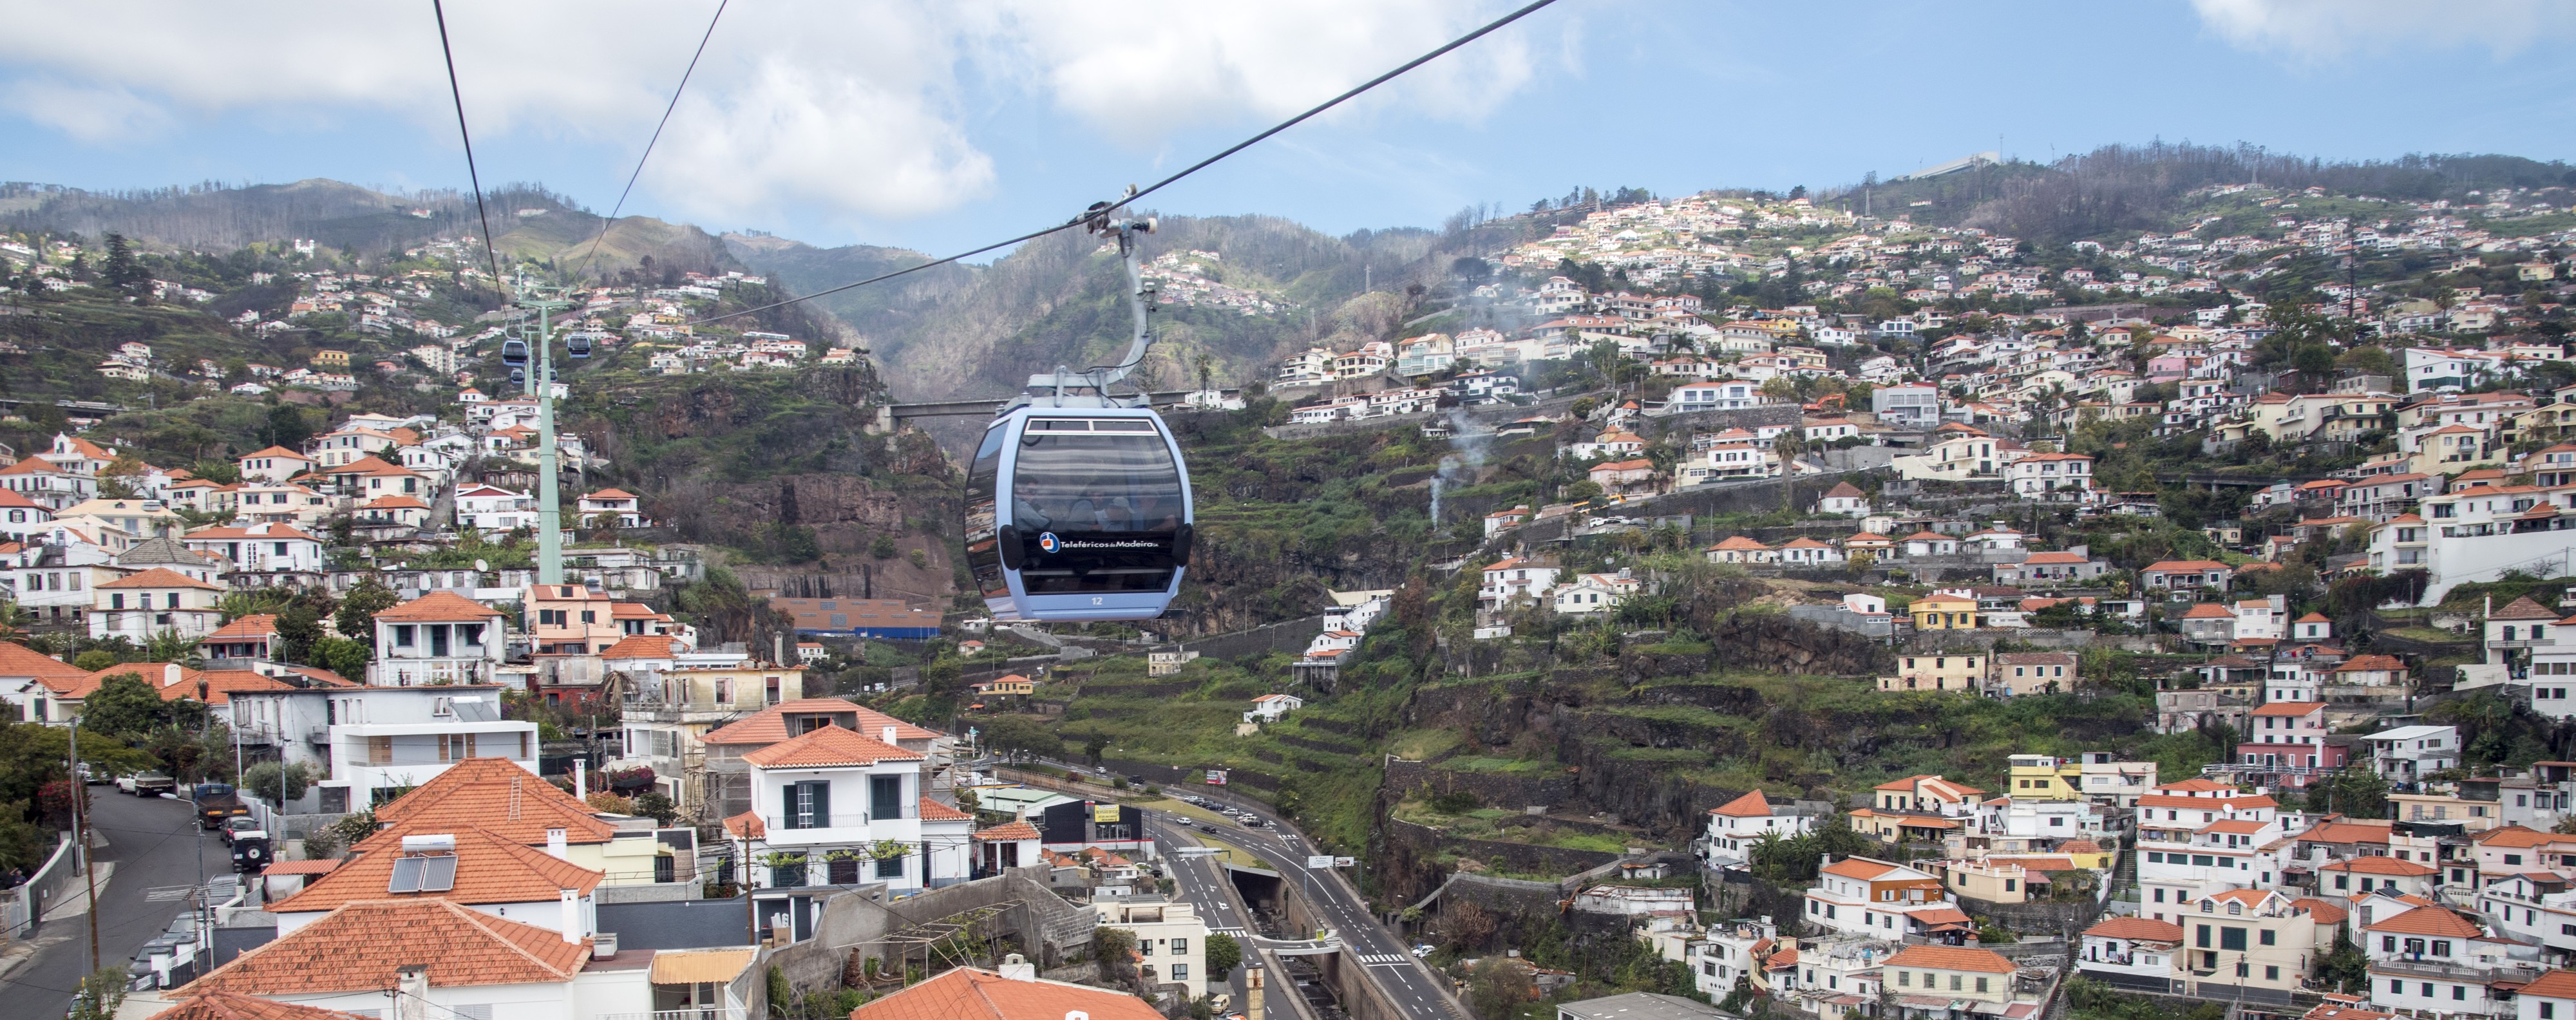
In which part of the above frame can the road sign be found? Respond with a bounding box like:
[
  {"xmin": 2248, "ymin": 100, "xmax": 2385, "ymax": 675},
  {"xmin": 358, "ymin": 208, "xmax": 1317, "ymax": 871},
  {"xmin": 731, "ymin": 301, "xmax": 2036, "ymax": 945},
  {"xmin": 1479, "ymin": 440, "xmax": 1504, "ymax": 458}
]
[
  {"xmin": 1334, "ymin": 856, "xmax": 1356, "ymax": 867},
  {"xmin": 1305, "ymin": 855, "xmax": 1335, "ymax": 869},
  {"xmin": 1206, "ymin": 770, "xmax": 1227, "ymax": 785}
]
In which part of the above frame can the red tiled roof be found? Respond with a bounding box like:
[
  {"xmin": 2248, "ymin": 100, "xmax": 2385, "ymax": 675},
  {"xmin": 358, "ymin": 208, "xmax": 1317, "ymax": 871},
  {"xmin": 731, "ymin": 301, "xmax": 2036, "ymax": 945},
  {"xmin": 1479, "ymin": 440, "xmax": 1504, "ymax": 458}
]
[
  {"xmin": 99, "ymin": 567, "xmax": 221, "ymax": 590},
  {"xmin": 1712, "ymin": 790, "xmax": 1776, "ymax": 818},
  {"xmin": 2323, "ymin": 856, "xmax": 2437, "ymax": 876},
  {"xmin": 851, "ymin": 967, "xmax": 1166, "ymax": 1020},
  {"xmin": 2085, "ymin": 916, "xmax": 2185, "ymax": 941},
  {"xmin": 193, "ymin": 898, "xmax": 591, "ymax": 996},
  {"xmin": 367, "ymin": 757, "xmax": 614, "ymax": 847},
  {"xmin": 0, "ymin": 642, "xmax": 85, "ymax": 681},
  {"xmin": 270, "ymin": 827, "xmax": 601, "ymax": 913},
  {"xmin": 703, "ymin": 699, "xmax": 940, "ymax": 746},
  {"xmin": 600, "ymin": 635, "xmax": 687, "ymax": 660},
  {"xmin": 152, "ymin": 992, "xmax": 376, "ymax": 1020},
  {"xmin": 204, "ymin": 614, "xmax": 281, "ymax": 640},
  {"xmin": 724, "ymin": 811, "xmax": 765, "ymax": 840},
  {"xmin": 974, "ymin": 820, "xmax": 1040, "ymax": 842},
  {"xmin": 2366, "ymin": 905, "xmax": 2483, "ymax": 938},
  {"xmin": 1882, "ymin": 945, "xmax": 2016, "ymax": 973},
  {"xmin": 918, "ymin": 798, "xmax": 972, "ymax": 822},
  {"xmin": 2252, "ymin": 701, "xmax": 2326, "ymax": 716},
  {"xmin": 375, "ymin": 591, "xmax": 505, "ymax": 622},
  {"xmin": 740, "ymin": 723, "xmax": 924, "ymax": 768}
]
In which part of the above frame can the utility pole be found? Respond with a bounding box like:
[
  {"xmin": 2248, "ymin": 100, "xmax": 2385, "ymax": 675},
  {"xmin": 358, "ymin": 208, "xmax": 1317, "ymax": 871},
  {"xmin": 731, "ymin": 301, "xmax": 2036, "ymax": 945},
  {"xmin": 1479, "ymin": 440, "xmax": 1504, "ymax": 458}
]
[
  {"xmin": 519, "ymin": 287, "xmax": 574, "ymax": 585},
  {"xmin": 70, "ymin": 722, "xmax": 97, "ymax": 973}
]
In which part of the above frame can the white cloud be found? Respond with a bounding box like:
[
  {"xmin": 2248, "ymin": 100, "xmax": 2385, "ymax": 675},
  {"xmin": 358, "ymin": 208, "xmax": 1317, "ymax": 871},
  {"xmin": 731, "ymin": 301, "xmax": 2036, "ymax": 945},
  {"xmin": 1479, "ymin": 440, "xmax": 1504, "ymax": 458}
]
[
  {"xmin": 2190, "ymin": 0, "xmax": 2576, "ymax": 59},
  {"xmin": 0, "ymin": 0, "xmax": 1551, "ymax": 223}
]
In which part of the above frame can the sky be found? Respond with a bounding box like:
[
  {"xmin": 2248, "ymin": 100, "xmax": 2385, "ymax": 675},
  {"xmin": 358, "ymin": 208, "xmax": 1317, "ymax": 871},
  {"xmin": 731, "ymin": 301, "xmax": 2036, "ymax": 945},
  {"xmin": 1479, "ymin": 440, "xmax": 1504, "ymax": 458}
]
[{"xmin": 2, "ymin": 0, "xmax": 2574, "ymax": 258}]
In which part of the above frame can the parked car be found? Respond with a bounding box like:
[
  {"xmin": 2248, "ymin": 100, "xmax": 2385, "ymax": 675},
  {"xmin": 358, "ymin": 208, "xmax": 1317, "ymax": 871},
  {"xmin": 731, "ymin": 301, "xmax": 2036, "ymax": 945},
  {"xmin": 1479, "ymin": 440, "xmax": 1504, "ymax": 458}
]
[
  {"xmin": 220, "ymin": 817, "xmax": 262, "ymax": 845},
  {"xmin": 118, "ymin": 772, "xmax": 175, "ymax": 797}
]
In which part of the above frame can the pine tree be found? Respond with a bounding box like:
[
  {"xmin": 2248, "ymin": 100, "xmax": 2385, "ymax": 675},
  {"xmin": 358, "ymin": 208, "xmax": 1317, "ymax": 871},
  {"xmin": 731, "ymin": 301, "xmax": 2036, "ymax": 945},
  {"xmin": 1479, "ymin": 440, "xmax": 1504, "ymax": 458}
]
[{"xmin": 102, "ymin": 233, "xmax": 147, "ymax": 292}]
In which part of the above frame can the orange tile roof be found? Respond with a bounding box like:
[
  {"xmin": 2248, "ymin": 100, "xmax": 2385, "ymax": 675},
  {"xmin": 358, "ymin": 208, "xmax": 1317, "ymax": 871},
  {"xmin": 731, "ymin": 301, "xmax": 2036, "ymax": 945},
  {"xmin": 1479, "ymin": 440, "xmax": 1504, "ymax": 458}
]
[
  {"xmin": 919, "ymin": 798, "xmax": 972, "ymax": 822},
  {"xmin": 374, "ymin": 590, "xmax": 505, "ymax": 622},
  {"xmin": 1882, "ymin": 945, "xmax": 2016, "ymax": 973},
  {"xmin": 1821, "ymin": 857, "xmax": 1909, "ymax": 880},
  {"xmin": 740, "ymin": 724, "xmax": 923, "ymax": 768},
  {"xmin": 2085, "ymin": 916, "xmax": 2185, "ymax": 941},
  {"xmin": 2157, "ymin": 779, "xmax": 2237, "ymax": 793},
  {"xmin": 703, "ymin": 698, "xmax": 941, "ymax": 746},
  {"xmin": 151, "ymin": 992, "xmax": 376, "ymax": 1020},
  {"xmin": 2324, "ymin": 856, "xmax": 2438, "ymax": 876},
  {"xmin": 0, "ymin": 642, "xmax": 85, "ymax": 681},
  {"xmin": 974, "ymin": 820, "xmax": 1040, "ymax": 842},
  {"xmin": 600, "ymin": 635, "xmax": 687, "ymax": 660},
  {"xmin": 1712, "ymin": 790, "xmax": 1776, "ymax": 818},
  {"xmin": 2473, "ymin": 825, "xmax": 2562, "ymax": 848},
  {"xmin": 724, "ymin": 811, "xmax": 765, "ymax": 840},
  {"xmin": 204, "ymin": 614, "xmax": 281, "ymax": 640},
  {"xmin": 194, "ymin": 898, "xmax": 590, "ymax": 996},
  {"xmin": 2366, "ymin": 905, "xmax": 2484, "ymax": 938},
  {"xmin": 2143, "ymin": 560, "xmax": 2230, "ymax": 572},
  {"xmin": 99, "ymin": 567, "xmax": 222, "ymax": 590},
  {"xmin": 2294, "ymin": 898, "xmax": 2350, "ymax": 925},
  {"xmin": 2252, "ymin": 701, "xmax": 2327, "ymax": 715},
  {"xmin": 269, "ymin": 827, "xmax": 602, "ymax": 913},
  {"xmin": 2300, "ymin": 820, "xmax": 2395, "ymax": 844},
  {"xmin": 2521, "ymin": 970, "xmax": 2576, "ymax": 1000},
  {"xmin": 1709, "ymin": 536, "xmax": 1772, "ymax": 551},
  {"xmin": 2493, "ymin": 596, "xmax": 2562, "ymax": 621},
  {"xmin": 240, "ymin": 446, "xmax": 313, "ymax": 462},
  {"xmin": 2336, "ymin": 655, "xmax": 2406, "ymax": 673},
  {"xmin": 851, "ymin": 967, "xmax": 1165, "ymax": 1020},
  {"xmin": 367, "ymin": 758, "xmax": 615, "ymax": 847}
]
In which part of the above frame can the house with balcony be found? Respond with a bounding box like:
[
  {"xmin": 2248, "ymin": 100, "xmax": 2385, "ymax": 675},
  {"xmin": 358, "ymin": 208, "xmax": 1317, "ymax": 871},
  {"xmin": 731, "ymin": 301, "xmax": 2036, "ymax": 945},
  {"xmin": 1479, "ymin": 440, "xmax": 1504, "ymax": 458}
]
[
  {"xmin": 578, "ymin": 488, "xmax": 648, "ymax": 529},
  {"xmin": 235, "ymin": 445, "xmax": 317, "ymax": 484},
  {"xmin": 719, "ymin": 722, "xmax": 971, "ymax": 896},
  {"xmin": 528, "ymin": 583, "xmax": 625, "ymax": 655},
  {"xmin": 2363, "ymin": 903, "xmax": 2543, "ymax": 1020},
  {"xmin": 1479, "ymin": 556, "xmax": 1560, "ymax": 609},
  {"xmin": 368, "ymin": 591, "xmax": 507, "ymax": 686},
  {"xmin": 321, "ymin": 690, "xmax": 539, "ymax": 809},
  {"xmin": 2364, "ymin": 725, "xmax": 2461, "ymax": 784},
  {"xmin": 182, "ymin": 522, "xmax": 327, "ymax": 576},
  {"xmin": 1097, "ymin": 897, "xmax": 1210, "ymax": 997},
  {"xmin": 2080, "ymin": 916, "xmax": 2186, "ymax": 995},
  {"xmin": 2168, "ymin": 889, "xmax": 2325, "ymax": 1006},
  {"xmin": 1803, "ymin": 856, "xmax": 1955, "ymax": 939},
  {"xmin": 639, "ymin": 695, "xmax": 931, "ymax": 824},
  {"xmin": 1703, "ymin": 790, "xmax": 1820, "ymax": 868},
  {"xmin": 88, "ymin": 567, "xmax": 223, "ymax": 641},
  {"xmin": 363, "ymin": 756, "xmax": 698, "ymax": 889}
]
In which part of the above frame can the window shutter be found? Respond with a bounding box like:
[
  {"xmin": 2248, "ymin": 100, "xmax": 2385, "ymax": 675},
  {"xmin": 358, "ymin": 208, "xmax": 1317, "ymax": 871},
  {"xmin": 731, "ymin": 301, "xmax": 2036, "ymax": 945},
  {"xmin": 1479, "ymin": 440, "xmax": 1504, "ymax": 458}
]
[{"xmin": 784, "ymin": 783, "xmax": 803, "ymax": 830}]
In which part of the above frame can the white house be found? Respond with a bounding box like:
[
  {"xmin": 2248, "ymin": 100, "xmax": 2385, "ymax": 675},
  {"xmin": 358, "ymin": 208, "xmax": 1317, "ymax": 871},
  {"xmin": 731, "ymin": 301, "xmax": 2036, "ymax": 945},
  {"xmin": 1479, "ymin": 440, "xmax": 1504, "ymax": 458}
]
[
  {"xmin": 88, "ymin": 567, "xmax": 223, "ymax": 641},
  {"xmin": 1553, "ymin": 571, "xmax": 1640, "ymax": 616},
  {"xmin": 1097, "ymin": 897, "xmax": 1211, "ymax": 996},
  {"xmin": 182, "ymin": 522, "xmax": 327, "ymax": 574},
  {"xmin": 457, "ymin": 484, "xmax": 539, "ymax": 534},
  {"xmin": 1703, "ymin": 790, "xmax": 1817, "ymax": 867},
  {"xmin": 576, "ymin": 488, "xmax": 647, "ymax": 529},
  {"xmin": 370, "ymin": 591, "xmax": 509, "ymax": 686},
  {"xmin": 1814, "ymin": 482, "xmax": 1871, "ymax": 518},
  {"xmin": 1244, "ymin": 694, "xmax": 1303, "ymax": 723},
  {"xmin": 721, "ymin": 722, "xmax": 971, "ymax": 894}
]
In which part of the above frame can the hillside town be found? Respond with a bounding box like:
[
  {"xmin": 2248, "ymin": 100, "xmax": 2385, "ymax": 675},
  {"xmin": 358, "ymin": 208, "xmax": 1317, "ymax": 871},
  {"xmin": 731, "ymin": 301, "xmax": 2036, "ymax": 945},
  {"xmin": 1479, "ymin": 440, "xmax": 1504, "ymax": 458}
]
[{"xmin": 10, "ymin": 160, "xmax": 2576, "ymax": 1020}]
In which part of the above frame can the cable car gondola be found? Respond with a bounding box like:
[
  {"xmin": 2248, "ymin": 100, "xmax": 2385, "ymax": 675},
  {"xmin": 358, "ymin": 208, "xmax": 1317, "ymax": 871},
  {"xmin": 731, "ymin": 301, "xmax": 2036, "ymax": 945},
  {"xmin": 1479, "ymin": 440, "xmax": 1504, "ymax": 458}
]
[
  {"xmin": 500, "ymin": 337, "xmax": 529, "ymax": 366},
  {"xmin": 567, "ymin": 334, "xmax": 591, "ymax": 359},
  {"xmin": 965, "ymin": 214, "xmax": 1191, "ymax": 622}
]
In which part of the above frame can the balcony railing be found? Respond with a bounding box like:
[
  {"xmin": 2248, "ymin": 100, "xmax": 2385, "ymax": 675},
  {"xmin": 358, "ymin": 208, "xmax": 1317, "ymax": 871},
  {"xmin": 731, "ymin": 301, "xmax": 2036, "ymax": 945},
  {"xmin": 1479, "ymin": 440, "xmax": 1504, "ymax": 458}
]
[
  {"xmin": 762, "ymin": 809, "xmax": 907, "ymax": 832},
  {"xmin": 599, "ymin": 1010, "xmax": 745, "ymax": 1020}
]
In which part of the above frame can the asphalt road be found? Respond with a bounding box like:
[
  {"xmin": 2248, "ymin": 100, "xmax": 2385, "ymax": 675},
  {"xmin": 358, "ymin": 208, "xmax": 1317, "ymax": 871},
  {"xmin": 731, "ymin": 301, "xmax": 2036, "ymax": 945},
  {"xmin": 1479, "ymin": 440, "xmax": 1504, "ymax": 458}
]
[
  {"xmin": 1148, "ymin": 815, "xmax": 1311, "ymax": 1020},
  {"xmin": 1146, "ymin": 791, "xmax": 1465, "ymax": 1020},
  {"xmin": 1, "ymin": 787, "xmax": 215, "ymax": 1020}
]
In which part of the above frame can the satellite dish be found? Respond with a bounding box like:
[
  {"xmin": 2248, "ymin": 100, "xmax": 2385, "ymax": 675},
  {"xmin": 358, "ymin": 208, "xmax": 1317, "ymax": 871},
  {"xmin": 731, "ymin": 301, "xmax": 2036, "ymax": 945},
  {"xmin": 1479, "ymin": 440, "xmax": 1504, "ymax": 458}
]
[{"xmin": 475, "ymin": 559, "xmax": 488, "ymax": 572}]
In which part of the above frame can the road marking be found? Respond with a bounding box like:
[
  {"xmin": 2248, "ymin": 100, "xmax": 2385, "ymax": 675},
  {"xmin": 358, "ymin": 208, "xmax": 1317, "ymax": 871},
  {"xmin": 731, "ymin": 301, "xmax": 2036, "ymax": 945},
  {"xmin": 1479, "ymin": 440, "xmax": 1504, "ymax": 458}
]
[
  {"xmin": 1359, "ymin": 953, "xmax": 1410, "ymax": 965},
  {"xmin": 144, "ymin": 885, "xmax": 194, "ymax": 902}
]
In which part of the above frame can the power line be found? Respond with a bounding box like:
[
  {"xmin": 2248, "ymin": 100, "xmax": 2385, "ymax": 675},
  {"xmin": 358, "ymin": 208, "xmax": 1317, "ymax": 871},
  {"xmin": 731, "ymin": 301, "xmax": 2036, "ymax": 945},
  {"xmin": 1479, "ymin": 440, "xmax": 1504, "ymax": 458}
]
[
  {"xmin": 576, "ymin": 0, "xmax": 730, "ymax": 282},
  {"xmin": 691, "ymin": 0, "xmax": 1562, "ymax": 328},
  {"xmin": 432, "ymin": 0, "xmax": 507, "ymax": 296}
]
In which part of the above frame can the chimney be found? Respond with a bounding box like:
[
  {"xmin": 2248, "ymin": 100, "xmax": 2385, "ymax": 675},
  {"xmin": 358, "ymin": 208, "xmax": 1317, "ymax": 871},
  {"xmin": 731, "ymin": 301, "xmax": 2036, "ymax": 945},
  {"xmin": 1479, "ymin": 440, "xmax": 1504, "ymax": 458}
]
[
  {"xmin": 394, "ymin": 965, "xmax": 430, "ymax": 1020},
  {"xmin": 560, "ymin": 889, "xmax": 581, "ymax": 943},
  {"xmin": 545, "ymin": 829, "xmax": 568, "ymax": 859},
  {"xmin": 999, "ymin": 952, "xmax": 1037, "ymax": 981},
  {"xmin": 882, "ymin": 725, "xmax": 898, "ymax": 744},
  {"xmin": 574, "ymin": 759, "xmax": 587, "ymax": 800},
  {"xmin": 164, "ymin": 663, "xmax": 182, "ymax": 688}
]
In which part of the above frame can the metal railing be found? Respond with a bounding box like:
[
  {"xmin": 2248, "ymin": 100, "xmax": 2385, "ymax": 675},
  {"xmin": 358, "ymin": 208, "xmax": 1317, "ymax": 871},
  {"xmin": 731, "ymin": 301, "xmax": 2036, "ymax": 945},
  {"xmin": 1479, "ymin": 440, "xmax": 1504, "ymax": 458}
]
[{"xmin": 598, "ymin": 1010, "xmax": 746, "ymax": 1020}]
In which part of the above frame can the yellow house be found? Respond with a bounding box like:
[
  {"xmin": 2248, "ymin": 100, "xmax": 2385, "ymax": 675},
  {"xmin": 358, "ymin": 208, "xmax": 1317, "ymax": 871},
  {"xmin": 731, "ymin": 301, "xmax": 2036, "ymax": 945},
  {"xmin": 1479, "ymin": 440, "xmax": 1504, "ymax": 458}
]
[
  {"xmin": 1909, "ymin": 593, "xmax": 1978, "ymax": 630},
  {"xmin": 1879, "ymin": 653, "xmax": 1985, "ymax": 694},
  {"xmin": 972, "ymin": 674, "xmax": 1036, "ymax": 697},
  {"xmin": 2006, "ymin": 754, "xmax": 2083, "ymax": 800},
  {"xmin": 312, "ymin": 348, "xmax": 351, "ymax": 368}
]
